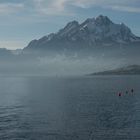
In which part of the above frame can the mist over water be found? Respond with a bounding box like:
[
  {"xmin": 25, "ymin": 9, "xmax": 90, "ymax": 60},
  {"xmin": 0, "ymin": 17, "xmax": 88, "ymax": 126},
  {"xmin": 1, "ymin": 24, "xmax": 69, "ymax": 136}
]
[{"xmin": 1, "ymin": 45, "xmax": 140, "ymax": 76}]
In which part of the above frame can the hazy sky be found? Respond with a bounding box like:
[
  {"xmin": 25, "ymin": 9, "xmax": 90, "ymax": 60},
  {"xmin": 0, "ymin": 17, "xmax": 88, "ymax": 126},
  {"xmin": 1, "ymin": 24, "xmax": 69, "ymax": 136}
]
[{"xmin": 0, "ymin": 0, "xmax": 140, "ymax": 49}]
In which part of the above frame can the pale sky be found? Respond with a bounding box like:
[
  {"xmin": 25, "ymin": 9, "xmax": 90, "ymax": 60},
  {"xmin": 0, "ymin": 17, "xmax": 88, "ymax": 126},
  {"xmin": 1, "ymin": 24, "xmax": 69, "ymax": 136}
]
[{"xmin": 0, "ymin": 0, "xmax": 140, "ymax": 50}]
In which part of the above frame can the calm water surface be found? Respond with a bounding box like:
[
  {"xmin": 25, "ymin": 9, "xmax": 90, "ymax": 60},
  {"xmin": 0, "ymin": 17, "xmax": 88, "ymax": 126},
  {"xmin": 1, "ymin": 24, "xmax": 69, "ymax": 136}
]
[{"xmin": 0, "ymin": 76, "xmax": 140, "ymax": 140}]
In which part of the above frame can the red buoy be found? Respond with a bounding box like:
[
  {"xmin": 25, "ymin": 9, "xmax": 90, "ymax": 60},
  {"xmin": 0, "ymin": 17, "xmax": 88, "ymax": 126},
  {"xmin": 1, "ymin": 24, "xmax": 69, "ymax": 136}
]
[{"xmin": 118, "ymin": 92, "xmax": 122, "ymax": 97}]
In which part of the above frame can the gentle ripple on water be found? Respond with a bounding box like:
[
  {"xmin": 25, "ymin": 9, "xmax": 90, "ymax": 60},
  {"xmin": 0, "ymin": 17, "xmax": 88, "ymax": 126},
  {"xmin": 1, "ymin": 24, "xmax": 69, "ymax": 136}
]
[{"xmin": 0, "ymin": 76, "xmax": 140, "ymax": 140}]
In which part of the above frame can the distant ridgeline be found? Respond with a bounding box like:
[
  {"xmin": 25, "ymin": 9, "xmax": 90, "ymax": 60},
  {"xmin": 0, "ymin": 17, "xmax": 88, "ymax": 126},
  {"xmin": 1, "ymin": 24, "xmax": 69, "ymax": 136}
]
[{"xmin": 90, "ymin": 65, "xmax": 140, "ymax": 75}]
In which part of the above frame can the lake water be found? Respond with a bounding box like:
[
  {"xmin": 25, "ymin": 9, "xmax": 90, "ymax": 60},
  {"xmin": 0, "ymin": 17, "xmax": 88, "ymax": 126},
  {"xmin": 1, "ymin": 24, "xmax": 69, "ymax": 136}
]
[{"xmin": 0, "ymin": 76, "xmax": 140, "ymax": 140}]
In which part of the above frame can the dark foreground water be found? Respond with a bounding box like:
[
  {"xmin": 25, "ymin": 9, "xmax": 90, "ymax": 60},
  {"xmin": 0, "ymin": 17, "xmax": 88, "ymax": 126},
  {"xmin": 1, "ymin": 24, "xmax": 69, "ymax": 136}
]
[{"xmin": 0, "ymin": 76, "xmax": 140, "ymax": 140}]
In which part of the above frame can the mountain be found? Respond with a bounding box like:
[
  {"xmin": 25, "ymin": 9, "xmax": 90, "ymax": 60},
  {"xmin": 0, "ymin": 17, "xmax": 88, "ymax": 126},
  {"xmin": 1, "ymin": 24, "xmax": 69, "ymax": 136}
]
[
  {"xmin": 90, "ymin": 65, "xmax": 140, "ymax": 75},
  {"xmin": 24, "ymin": 15, "xmax": 140, "ymax": 53}
]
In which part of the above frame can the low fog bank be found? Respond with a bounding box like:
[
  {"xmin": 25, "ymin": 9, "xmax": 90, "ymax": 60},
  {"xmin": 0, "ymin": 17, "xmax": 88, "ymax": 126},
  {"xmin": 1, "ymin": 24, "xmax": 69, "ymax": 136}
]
[
  {"xmin": 0, "ymin": 45, "xmax": 139, "ymax": 76},
  {"xmin": 0, "ymin": 48, "xmax": 140, "ymax": 76}
]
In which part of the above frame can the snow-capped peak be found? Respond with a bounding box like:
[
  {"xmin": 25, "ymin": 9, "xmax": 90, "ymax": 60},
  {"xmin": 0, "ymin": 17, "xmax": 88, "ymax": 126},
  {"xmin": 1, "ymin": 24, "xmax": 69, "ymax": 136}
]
[
  {"xmin": 95, "ymin": 15, "xmax": 112, "ymax": 25},
  {"xmin": 56, "ymin": 15, "xmax": 138, "ymax": 43},
  {"xmin": 25, "ymin": 15, "xmax": 140, "ymax": 51},
  {"xmin": 58, "ymin": 21, "xmax": 79, "ymax": 37}
]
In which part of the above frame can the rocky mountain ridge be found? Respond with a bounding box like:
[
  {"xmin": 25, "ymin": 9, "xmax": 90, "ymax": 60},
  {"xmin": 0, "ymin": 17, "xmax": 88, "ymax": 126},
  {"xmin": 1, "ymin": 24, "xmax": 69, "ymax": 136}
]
[{"xmin": 24, "ymin": 15, "xmax": 140, "ymax": 52}]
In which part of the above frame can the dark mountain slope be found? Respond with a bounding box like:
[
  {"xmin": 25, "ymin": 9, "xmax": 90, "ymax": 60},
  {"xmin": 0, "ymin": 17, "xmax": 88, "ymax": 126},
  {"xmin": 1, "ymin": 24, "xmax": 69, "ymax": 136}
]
[{"xmin": 91, "ymin": 65, "xmax": 140, "ymax": 75}]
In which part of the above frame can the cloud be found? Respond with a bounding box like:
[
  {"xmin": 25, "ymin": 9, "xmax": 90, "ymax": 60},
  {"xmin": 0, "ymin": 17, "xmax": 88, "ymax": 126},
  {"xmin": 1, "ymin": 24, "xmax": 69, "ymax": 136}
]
[
  {"xmin": 0, "ymin": 3, "xmax": 24, "ymax": 15},
  {"xmin": 33, "ymin": 0, "xmax": 72, "ymax": 16},
  {"xmin": 108, "ymin": 5, "xmax": 140, "ymax": 13},
  {"xmin": 0, "ymin": 0, "xmax": 139, "ymax": 16},
  {"xmin": 33, "ymin": 0, "xmax": 95, "ymax": 15},
  {"xmin": 32, "ymin": 0, "xmax": 140, "ymax": 15},
  {"xmin": 70, "ymin": 0, "xmax": 140, "ymax": 13}
]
